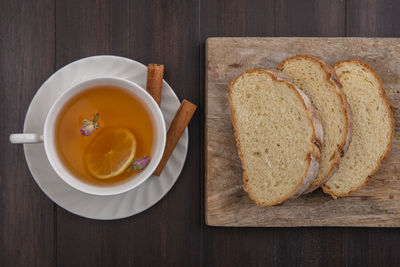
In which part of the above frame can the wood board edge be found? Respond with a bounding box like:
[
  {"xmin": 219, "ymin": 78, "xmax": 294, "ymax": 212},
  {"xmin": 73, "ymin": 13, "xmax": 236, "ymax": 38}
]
[{"xmin": 204, "ymin": 37, "xmax": 400, "ymax": 228}]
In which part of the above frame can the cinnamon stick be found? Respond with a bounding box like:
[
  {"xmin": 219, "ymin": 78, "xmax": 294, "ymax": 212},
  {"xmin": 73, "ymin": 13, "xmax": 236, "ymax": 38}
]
[
  {"xmin": 154, "ymin": 100, "xmax": 197, "ymax": 176},
  {"xmin": 146, "ymin": 64, "xmax": 164, "ymax": 106}
]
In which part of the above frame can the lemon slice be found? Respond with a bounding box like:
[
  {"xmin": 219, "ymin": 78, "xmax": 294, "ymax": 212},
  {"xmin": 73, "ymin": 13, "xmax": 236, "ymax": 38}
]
[{"xmin": 84, "ymin": 128, "xmax": 136, "ymax": 179}]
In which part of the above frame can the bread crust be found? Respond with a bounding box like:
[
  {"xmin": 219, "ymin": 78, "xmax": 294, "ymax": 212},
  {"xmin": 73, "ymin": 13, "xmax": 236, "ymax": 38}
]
[
  {"xmin": 277, "ymin": 55, "xmax": 353, "ymax": 193},
  {"xmin": 322, "ymin": 60, "xmax": 394, "ymax": 199},
  {"xmin": 320, "ymin": 59, "xmax": 354, "ymax": 156},
  {"xmin": 228, "ymin": 69, "xmax": 323, "ymax": 206}
]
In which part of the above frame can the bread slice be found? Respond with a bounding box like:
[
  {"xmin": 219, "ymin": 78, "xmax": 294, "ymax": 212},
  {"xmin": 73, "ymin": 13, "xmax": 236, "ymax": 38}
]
[
  {"xmin": 322, "ymin": 60, "xmax": 394, "ymax": 198},
  {"xmin": 277, "ymin": 55, "xmax": 353, "ymax": 193},
  {"xmin": 228, "ymin": 69, "xmax": 323, "ymax": 206}
]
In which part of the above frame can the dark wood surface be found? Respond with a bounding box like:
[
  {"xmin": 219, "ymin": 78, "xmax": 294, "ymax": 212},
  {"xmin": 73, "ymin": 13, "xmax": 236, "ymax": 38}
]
[{"xmin": 1, "ymin": 0, "xmax": 400, "ymax": 266}]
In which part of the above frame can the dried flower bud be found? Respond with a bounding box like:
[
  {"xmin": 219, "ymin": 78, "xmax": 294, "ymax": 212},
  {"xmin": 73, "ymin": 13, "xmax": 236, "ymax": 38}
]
[
  {"xmin": 132, "ymin": 157, "xmax": 150, "ymax": 171},
  {"xmin": 80, "ymin": 113, "xmax": 99, "ymax": 136}
]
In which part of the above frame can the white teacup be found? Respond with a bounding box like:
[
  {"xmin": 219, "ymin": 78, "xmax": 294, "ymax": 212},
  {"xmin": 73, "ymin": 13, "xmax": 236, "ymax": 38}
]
[{"xmin": 10, "ymin": 77, "xmax": 166, "ymax": 196}]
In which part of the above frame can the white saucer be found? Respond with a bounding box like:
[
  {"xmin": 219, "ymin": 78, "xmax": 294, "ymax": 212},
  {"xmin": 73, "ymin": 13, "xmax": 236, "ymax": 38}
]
[{"xmin": 23, "ymin": 55, "xmax": 188, "ymax": 220}]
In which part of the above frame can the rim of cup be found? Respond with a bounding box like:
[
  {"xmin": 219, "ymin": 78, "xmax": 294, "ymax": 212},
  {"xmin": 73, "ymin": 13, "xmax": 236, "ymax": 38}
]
[{"xmin": 44, "ymin": 77, "xmax": 166, "ymax": 196}]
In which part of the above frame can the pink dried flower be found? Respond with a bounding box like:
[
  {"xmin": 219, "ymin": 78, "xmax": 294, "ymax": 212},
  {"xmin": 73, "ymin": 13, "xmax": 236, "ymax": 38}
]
[
  {"xmin": 80, "ymin": 113, "xmax": 99, "ymax": 136},
  {"xmin": 126, "ymin": 156, "xmax": 150, "ymax": 173},
  {"xmin": 132, "ymin": 157, "xmax": 150, "ymax": 170}
]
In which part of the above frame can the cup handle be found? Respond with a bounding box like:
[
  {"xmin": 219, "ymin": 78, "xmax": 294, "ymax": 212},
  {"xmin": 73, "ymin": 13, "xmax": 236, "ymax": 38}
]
[{"xmin": 9, "ymin": 133, "xmax": 43, "ymax": 144}]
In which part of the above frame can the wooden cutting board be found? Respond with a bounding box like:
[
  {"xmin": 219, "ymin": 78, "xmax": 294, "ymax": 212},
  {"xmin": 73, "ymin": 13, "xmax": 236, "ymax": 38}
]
[{"xmin": 205, "ymin": 37, "xmax": 400, "ymax": 227}]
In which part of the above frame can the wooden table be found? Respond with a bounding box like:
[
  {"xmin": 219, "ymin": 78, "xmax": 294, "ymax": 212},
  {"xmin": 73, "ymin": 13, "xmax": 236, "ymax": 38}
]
[{"xmin": 1, "ymin": 0, "xmax": 400, "ymax": 266}]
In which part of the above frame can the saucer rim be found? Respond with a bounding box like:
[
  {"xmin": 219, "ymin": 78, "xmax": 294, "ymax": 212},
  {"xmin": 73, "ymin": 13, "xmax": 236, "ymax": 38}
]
[{"xmin": 22, "ymin": 55, "xmax": 188, "ymax": 220}]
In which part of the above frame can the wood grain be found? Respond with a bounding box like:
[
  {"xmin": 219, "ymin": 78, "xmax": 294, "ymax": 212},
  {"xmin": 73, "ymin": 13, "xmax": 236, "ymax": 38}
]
[
  {"xmin": 200, "ymin": 0, "xmax": 275, "ymax": 38},
  {"xmin": 206, "ymin": 37, "xmax": 400, "ymax": 227},
  {"xmin": 200, "ymin": 2, "xmax": 278, "ymax": 267},
  {"xmin": 343, "ymin": 2, "xmax": 400, "ymax": 266},
  {"xmin": 275, "ymin": 0, "xmax": 345, "ymax": 36},
  {"xmin": 274, "ymin": 4, "xmax": 347, "ymax": 265},
  {"xmin": 55, "ymin": 1, "xmax": 131, "ymax": 267},
  {"xmin": 0, "ymin": 0, "xmax": 56, "ymax": 266},
  {"xmin": 129, "ymin": 0, "xmax": 201, "ymax": 266},
  {"xmin": 347, "ymin": 0, "xmax": 400, "ymax": 37},
  {"xmin": 2, "ymin": 0, "xmax": 400, "ymax": 266}
]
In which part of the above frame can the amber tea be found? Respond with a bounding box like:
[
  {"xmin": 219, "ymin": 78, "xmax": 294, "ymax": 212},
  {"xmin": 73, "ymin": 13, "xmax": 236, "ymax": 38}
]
[{"xmin": 55, "ymin": 85, "xmax": 154, "ymax": 185}]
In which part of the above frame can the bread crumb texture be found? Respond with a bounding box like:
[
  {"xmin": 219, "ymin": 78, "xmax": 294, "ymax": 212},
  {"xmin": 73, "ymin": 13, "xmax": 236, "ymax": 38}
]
[
  {"xmin": 229, "ymin": 70, "xmax": 318, "ymax": 205},
  {"xmin": 279, "ymin": 56, "xmax": 349, "ymax": 190},
  {"xmin": 323, "ymin": 61, "xmax": 393, "ymax": 197}
]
